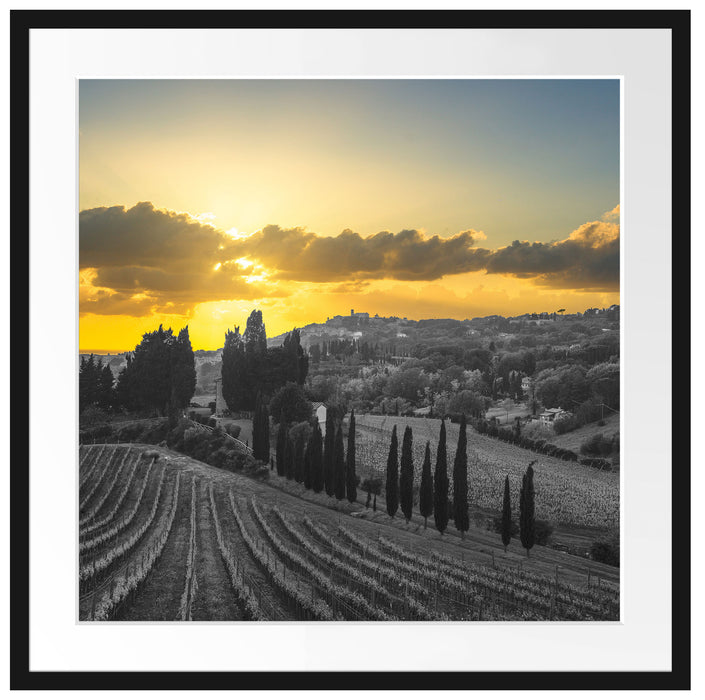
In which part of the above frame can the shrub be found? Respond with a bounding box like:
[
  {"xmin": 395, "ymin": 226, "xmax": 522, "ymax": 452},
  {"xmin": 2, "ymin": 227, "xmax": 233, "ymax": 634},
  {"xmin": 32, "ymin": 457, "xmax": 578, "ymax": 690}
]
[
  {"xmin": 553, "ymin": 414, "xmax": 579, "ymax": 434},
  {"xmin": 590, "ymin": 539, "xmax": 620, "ymax": 567},
  {"xmin": 225, "ymin": 423, "xmax": 242, "ymax": 439},
  {"xmin": 490, "ymin": 516, "xmax": 519, "ymax": 537},
  {"xmin": 580, "ymin": 433, "xmax": 614, "ymax": 457},
  {"xmin": 534, "ymin": 519, "xmax": 554, "ymax": 546}
]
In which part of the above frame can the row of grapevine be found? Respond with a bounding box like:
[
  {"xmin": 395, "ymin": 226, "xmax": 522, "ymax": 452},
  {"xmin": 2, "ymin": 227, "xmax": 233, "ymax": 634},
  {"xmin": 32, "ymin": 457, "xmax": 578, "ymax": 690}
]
[
  {"xmin": 80, "ymin": 466, "xmax": 166, "ymax": 583},
  {"xmin": 79, "ymin": 445, "xmax": 118, "ymax": 513},
  {"xmin": 87, "ymin": 472, "xmax": 183, "ymax": 621},
  {"xmin": 207, "ymin": 484, "xmax": 264, "ymax": 620},
  {"xmin": 79, "ymin": 447, "xmax": 133, "ymax": 527},
  {"xmin": 268, "ymin": 506, "xmax": 397, "ymax": 621},
  {"xmin": 81, "ymin": 455, "xmax": 144, "ymax": 538},
  {"xmin": 227, "ymin": 492, "xmax": 335, "ymax": 621},
  {"xmin": 78, "ymin": 444, "xmax": 106, "ymax": 490},
  {"xmin": 79, "ymin": 458, "xmax": 156, "ymax": 555}
]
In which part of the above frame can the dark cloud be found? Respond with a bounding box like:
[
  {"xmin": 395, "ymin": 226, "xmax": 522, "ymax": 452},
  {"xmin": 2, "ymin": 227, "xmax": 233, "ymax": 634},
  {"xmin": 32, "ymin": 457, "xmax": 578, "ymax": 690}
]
[
  {"xmin": 225, "ymin": 225, "xmax": 491, "ymax": 282},
  {"xmin": 80, "ymin": 202, "xmax": 231, "ymax": 271},
  {"xmin": 79, "ymin": 201, "xmax": 619, "ymax": 318},
  {"xmin": 79, "ymin": 202, "xmax": 284, "ymax": 317},
  {"xmin": 484, "ymin": 221, "xmax": 619, "ymax": 290}
]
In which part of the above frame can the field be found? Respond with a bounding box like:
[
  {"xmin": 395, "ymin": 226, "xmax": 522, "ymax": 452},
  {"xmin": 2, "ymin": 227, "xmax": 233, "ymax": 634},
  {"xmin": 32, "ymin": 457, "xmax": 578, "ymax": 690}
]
[
  {"xmin": 78, "ymin": 442, "xmax": 619, "ymax": 621},
  {"xmin": 352, "ymin": 414, "xmax": 619, "ymax": 531},
  {"xmin": 548, "ymin": 413, "xmax": 620, "ymax": 455}
]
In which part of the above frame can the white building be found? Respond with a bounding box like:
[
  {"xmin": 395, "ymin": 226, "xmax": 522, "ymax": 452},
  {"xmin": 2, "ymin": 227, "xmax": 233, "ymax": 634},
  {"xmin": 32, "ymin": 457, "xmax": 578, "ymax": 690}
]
[{"xmin": 312, "ymin": 402, "xmax": 327, "ymax": 433}]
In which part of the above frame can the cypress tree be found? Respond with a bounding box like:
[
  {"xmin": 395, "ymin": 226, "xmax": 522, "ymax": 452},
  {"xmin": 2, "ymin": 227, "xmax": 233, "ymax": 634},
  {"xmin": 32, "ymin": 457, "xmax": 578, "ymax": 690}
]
[
  {"xmin": 501, "ymin": 474, "xmax": 512, "ymax": 552},
  {"xmin": 311, "ymin": 423, "xmax": 324, "ymax": 493},
  {"xmin": 453, "ymin": 414, "xmax": 469, "ymax": 538},
  {"xmin": 385, "ymin": 425, "xmax": 399, "ymax": 518},
  {"xmin": 261, "ymin": 401, "xmax": 270, "ymax": 464},
  {"xmin": 252, "ymin": 394, "xmax": 263, "ymax": 461},
  {"xmin": 346, "ymin": 410, "xmax": 357, "ymax": 503},
  {"xmin": 170, "ymin": 326, "xmax": 197, "ymax": 416},
  {"xmin": 334, "ymin": 425, "xmax": 346, "ymax": 500},
  {"xmin": 323, "ymin": 412, "xmax": 336, "ymax": 496},
  {"xmin": 399, "ymin": 425, "xmax": 414, "ymax": 523},
  {"xmin": 433, "ymin": 420, "xmax": 449, "ymax": 534},
  {"xmin": 98, "ymin": 363, "xmax": 115, "ymax": 410},
  {"xmin": 285, "ymin": 435, "xmax": 295, "ymax": 480},
  {"xmin": 520, "ymin": 462, "xmax": 536, "ymax": 557},
  {"xmin": 303, "ymin": 434, "xmax": 313, "ymax": 489},
  {"xmin": 419, "ymin": 440, "xmax": 433, "ymax": 529},
  {"xmin": 294, "ymin": 433, "xmax": 305, "ymax": 483},
  {"xmin": 276, "ymin": 421, "xmax": 287, "ymax": 476}
]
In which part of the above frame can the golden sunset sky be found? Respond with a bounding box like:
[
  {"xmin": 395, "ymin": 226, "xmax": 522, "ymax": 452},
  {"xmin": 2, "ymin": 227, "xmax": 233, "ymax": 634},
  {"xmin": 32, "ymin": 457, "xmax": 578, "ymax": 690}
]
[{"xmin": 79, "ymin": 79, "xmax": 620, "ymax": 351}]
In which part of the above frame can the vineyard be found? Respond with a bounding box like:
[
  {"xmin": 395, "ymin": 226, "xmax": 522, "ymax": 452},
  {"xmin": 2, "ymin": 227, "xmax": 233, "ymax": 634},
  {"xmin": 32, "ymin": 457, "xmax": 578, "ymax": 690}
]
[
  {"xmin": 79, "ymin": 443, "xmax": 619, "ymax": 621},
  {"xmin": 352, "ymin": 414, "xmax": 619, "ymax": 530}
]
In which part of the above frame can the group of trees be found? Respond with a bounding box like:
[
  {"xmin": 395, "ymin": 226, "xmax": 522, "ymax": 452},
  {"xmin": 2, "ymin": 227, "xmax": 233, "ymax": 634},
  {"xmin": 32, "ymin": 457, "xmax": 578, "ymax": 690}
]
[
  {"xmin": 500, "ymin": 464, "xmax": 537, "ymax": 556},
  {"xmin": 109, "ymin": 325, "xmax": 196, "ymax": 419},
  {"xmin": 79, "ymin": 355, "xmax": 116, "ymax": 410},
  {"xmin": 221, "ymin": 310, "xmax": 309, "ymax": 412},
  {"xmin": 381, "ymin": 415, "xmax": 537, "ymax": 555},
  {"xmin": 274, "ymin": 409, "xmax": 358, "ymax": 504},
  {"xmin": 382, "ymin": 415, "xmax": 472, "ymax": 538}
]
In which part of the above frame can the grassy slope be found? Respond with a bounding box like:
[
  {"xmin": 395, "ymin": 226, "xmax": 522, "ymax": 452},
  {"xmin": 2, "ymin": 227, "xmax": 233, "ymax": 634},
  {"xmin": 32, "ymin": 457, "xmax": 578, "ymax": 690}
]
[{"xmin": 548, "ymin": 413, "xmax": 620, "ymax": 455}]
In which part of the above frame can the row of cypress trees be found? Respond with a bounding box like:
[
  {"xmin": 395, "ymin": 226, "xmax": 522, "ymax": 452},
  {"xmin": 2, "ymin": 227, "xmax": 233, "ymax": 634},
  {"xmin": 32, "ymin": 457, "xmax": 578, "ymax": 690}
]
[
  {"xmin": 385, "ymin": 415, "xmax": 471, "ymax": 537},
  {"xmin": 274, "ymin": 409, "xmax": 358, "ymax": 504},
  {"xmin": 383, "ymin": 416, "xmax": 537, "ymax": 555}
]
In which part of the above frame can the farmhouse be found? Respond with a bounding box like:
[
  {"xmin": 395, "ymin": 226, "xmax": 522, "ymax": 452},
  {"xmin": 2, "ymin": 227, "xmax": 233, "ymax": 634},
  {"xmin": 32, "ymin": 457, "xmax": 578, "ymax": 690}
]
[{"xmin": 539, "ymin": 408, "xmax": 570, "ymax": 427}]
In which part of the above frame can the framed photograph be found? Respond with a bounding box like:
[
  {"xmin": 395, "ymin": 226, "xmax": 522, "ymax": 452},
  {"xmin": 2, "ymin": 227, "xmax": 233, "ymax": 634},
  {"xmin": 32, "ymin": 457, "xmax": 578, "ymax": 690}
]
[{"xmin": 10, "ymin": 7, "xmax": 689, "ymax": 691}]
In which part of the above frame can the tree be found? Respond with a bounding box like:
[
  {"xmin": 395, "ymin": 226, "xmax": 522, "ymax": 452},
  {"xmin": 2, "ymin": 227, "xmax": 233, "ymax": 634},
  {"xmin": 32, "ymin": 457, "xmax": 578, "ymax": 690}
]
[
  {"xmin": 294, "ymin": 432, "xmax": 305, "ymax": 483},
  {"xmin": 98, "ymin": 363, "xmax": 115, "ymax": 410},
  {"xmin": 399, "ymin": 425, "xmax": 414, "ymax": 523},
  {"xmin": 285, "ymin": 435, "xmax": 295, "ymax": 480},
  {"xmin": 419, "ymin": 440, "xmax": 433, "ymax": 528},
  {"xmin": 260, "ymin": 400, "xmax": 270, "ymax": 463},
  {"xmin": 334, "ymin": 425, "xmax": 346, "ymax": 500},
  {"xmin": 221, "ymin": 326, "xmax": 246, "ymax": 411},
  {"xmin": 433, "ymin": 420, "xmax": 449, "ymax": 534},
  {"xmin": 323, "ymin": 411, "xmax": 336, "ymax": 497},
  {"xmin": 346, "ymin": 410, "xmax": 357, "ymax": 503},
  {"xmin": 282, "ymin": 328, "xmax": 310, "ymax": 385},
  {"xmin": 501, "ymin": 475, "xmax": 512, "ymax": 552},
  {"xmin": 385, "ymin": 425, "xmax": 399, "ymax": 518},
  {"xmin": 303, "ymin": 434, "xmax": 313, "ymax": 489},
  {"xmin": 269, "ymin": 382, "xmax": 313, "ymax": 425},
  {"xmin": 310, "ymin": 423, "xmax": 324, "ymax": 493},
  {"xmin": 519, "ymin": 462, "xmax": 536, "ymax": 557},
  {"xmin": 453, "ymin": 414, "xmax": 469, "ymax": 538},
  {"xmin": 170, "ymin": 326, "xmax": 197, "ymax": 416},
  {"xmin": 114, "ymin": 325, "xmax": 195, "ymax": 416},
  {"xmin": 361, "ymin": 476, "xmax": 382, "ymax": 509},
  {"xmin": 252, "ymin": 393, "xmax": 267, "ymax": 461},
  {"xmin": 276, "ymin": 421, "xmax": 288, "ymax": 476}
]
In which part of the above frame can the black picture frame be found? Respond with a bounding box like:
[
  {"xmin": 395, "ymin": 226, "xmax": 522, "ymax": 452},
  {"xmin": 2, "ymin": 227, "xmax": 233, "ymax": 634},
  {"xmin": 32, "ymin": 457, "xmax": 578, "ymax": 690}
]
[{"xmin": 10, "ymin": 8, "xmax": 690, "ymax": 691}]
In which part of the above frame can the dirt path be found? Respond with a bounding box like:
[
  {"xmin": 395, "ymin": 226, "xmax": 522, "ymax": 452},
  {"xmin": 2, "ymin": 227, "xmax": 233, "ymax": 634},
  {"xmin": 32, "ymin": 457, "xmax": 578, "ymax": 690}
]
[{"xmin": 189, "ymin": 480, "xmax": 244, "ymax": 621}]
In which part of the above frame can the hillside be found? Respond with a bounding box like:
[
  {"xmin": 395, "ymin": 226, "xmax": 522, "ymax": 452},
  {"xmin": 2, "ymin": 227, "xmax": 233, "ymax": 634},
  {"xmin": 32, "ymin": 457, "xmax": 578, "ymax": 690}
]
[{"xmin": 79, "ymin": 442, "xmax": 619, "ymax": 622}]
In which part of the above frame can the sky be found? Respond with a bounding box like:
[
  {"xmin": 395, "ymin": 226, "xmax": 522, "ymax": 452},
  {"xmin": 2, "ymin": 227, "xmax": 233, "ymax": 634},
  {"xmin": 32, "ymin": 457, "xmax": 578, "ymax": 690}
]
[{"xmin": 79, "ymin": 79, "xmax": 620, "ymax": 351}]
